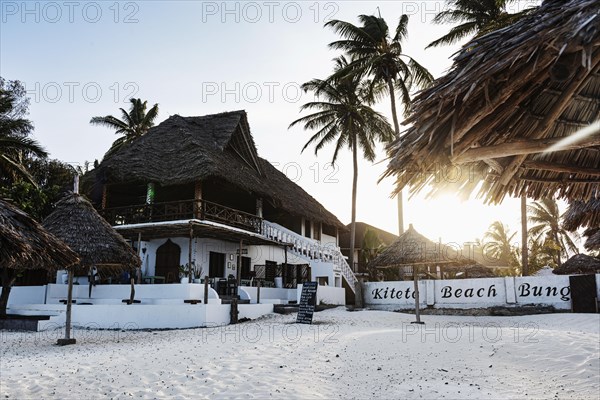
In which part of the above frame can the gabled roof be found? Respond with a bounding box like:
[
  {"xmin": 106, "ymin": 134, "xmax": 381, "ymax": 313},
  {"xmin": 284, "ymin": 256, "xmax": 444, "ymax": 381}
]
[
  {"xmin": 339, "ymin": 222, "xmax": 398, "ymax": 249},
  {"xmin": 94, "ymin": 110, "xmax": 343, "ymax": 227}
]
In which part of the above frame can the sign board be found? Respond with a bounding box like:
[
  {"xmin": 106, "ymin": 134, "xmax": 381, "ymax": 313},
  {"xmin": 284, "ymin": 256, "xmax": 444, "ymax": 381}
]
[
  {"xmin": 235, "ymin": 249, "xmax": 248, "ymax": 255},
  {"xmin": 296, "ymin": 282, "xmax": 318, "ymax": 324}
]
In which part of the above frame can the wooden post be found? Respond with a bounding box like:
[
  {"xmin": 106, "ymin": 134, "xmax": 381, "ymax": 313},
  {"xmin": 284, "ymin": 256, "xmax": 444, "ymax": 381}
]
[
  {"xmin": 237, "ymin": 239, "xmax": 243, "ymax": 285},
  {"xmin": 203, "ymin": 275, "xmax": 209, "ymax": 304},
  {"xmin": 412, "ymin": 265, "xmax": 424, "ymax": 325},
  {"xmin": 58, "ymin": 270, "xmax": 77, "ymax": 345},
  {"xmin": 188, "ymin": 224, "xmax": 194, "ymax": 281},
  {"xmin": 136, "ymin": 232, "xmax": 142, "ymax": 284},
  {"xmin": 521, "ymin": 194, "xmax": 529, "ymax": 276},
  {"xmin": 194, "ymin": 181, "xmax": 202, "ymax": 219},
  {"xmin": 129, "ymin": 277, "xmax": 135, "ymax": 304},
  {"xmin": 256, "ymin": 279, "xmax": 261, "ymax": 304},
  {"xmin": 354, "ymin": 276, "xmax": 364, "ymax": 308},
  {"xmin": 256, "ymin": 198, "xmax": 263, "ymax": 218}
]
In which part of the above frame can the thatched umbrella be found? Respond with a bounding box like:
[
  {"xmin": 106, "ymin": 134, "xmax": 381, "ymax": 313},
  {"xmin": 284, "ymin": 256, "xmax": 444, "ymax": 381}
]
[
  {"xmin": 563, "ymin": 198, "xmax": 600, "ymax": 250},
  {"xmin": 382, "ymin": 0, "xmax": 599, "ymax": 204},
  {"xmin": 553, "ymin": 254, "xmax": 600, "ymax": 275},
  {"xmin": 0, "ymin": 199, "xmax": 79, "ymax": 317},
  {"xmin": 43, "ymin": 193, "xmax": 140, "ymax": 345}
]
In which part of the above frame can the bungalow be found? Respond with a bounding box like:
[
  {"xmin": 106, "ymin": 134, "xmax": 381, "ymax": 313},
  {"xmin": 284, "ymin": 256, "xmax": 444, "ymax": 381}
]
[{"xmin": 88, "ymin": 110, "xmax": 356, "ymax": 303}]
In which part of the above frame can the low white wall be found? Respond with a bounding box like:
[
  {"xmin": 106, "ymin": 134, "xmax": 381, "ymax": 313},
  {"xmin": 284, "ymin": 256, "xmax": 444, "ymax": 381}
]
[
  {"xmin": 2, "ymin": 286, "xmax": 46, "ymax": 306},
  {"xmin": 45, "ymin": 283, "xmax": 220, "ymax": 304},
  {"xmin": 238, "ymin": 304, "xmax": 274, "ymax": 319},
  {"xmin": 364, "ymin": 274, "xmax": 600, "ymax": 310},
  {"xmin": 240, "ymin": 286, "xmax": 297, "ymax": 304},
  {"xmin": 297, "ymin": 284, "xmax": 346, "ymax": 306}
]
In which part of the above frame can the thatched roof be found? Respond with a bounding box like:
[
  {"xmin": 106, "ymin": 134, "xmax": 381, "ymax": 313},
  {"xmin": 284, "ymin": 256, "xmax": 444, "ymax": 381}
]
[
  {"xmin": 43, "ymin": 194, "xmax": 140, "ymax": 276},
  {"xmin": 367, "ymin": 224, "xmax": 479, "ymax": 268},
  {"xmin": 553, "ymin": 253, "xmax": 600, "ymax": 274},
  {"xmin": 563, "ymin": 198, "xmax": 600, "ymax": 249},
  {"xmin": 441, "ymin": 264, "xmax": 497, "ymax": 279},
  {"xmin": 339, "ymin": 222, "xmax": 398, "ymax": 250},
  {"xmin": 93, "ymin": 111, "xmax": 343, "ymax": 228},
  {"xmin": 0, "ymin": 199, "xmax": 79, "ymax": 270},
  {"xmin": 383, "ymin": 0, "xmax": 600, "ymax": 204}
]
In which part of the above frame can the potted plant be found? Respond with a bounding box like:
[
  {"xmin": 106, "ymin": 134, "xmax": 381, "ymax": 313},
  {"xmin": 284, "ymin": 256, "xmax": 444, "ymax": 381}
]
[
  {"xmin": 179, "ymin": 264, "xmax": 189, "ymax": 283},
  {"xmin": 192, "ymin": 265, "xmax": 204, "ymax": 284}
]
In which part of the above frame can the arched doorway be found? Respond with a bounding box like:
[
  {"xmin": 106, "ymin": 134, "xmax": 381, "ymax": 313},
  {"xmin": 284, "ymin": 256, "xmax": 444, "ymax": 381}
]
[{"xmin": 155, "ymin": 239, "xmax": 181, "ymax": 283}]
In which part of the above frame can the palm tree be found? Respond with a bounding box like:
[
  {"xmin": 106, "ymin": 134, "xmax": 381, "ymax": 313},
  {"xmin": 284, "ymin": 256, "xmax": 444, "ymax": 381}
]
[
  {"xmin": 0, "ymin": 80, "xmax": 47, "ymax": 185},
  {"xmin": 90, "ymin": 98, "xmax": 159, "ymax": 155},
  {"xmin": 326, "ymin": 14, "xmax": 433, "ymax": 134},
  {"xmin": 483, "ymin": 221, "xmax": 519, "ymax": 273},
  {"xmin": 325, "ymin": 14, "xmax": 434, "ymax": 235},
  {"xmin": 528, "ymin": 198, "xmax": 579, "ymax": 267},
  {"xmin": 290, "ymin": 56, "xmax": 395, "ymax": 275},
  {"xmin": 361, "ymin": 229, "xmax": 385, "ymax": 279},
  {"xmin": 427, "ymin": 0, "xmax": 536, "ymax": 48}
]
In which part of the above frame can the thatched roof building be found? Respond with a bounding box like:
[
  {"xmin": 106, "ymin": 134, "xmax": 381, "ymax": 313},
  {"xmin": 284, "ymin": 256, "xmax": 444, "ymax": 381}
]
[
  {"xmin": 553, "ymin": 253, "xmax": 600, "ymax": 275},
  {"xmin": 91, "ymin": 110, "xmax": 343, "ymax": 228},
  {"xmin": 383, "ymin": 0, "xmax": 599, "ymax": 204},
  {"xmin": 0, "ymin": 199, "xmax": 79, "ymax": 271},
  {"xmin": 563, "ymin": 198, "xmax": 600, "ymax": 250},
  {"xmin": 43, "ymin": 194, "xmax": 140, "ymax": 277},
  {"xmin": 367, "ymin": 224, "xmax": 489, "ymax": 276}
]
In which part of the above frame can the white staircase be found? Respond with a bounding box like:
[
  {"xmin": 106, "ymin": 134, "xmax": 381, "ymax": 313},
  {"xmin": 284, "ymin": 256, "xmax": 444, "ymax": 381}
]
[{"xmin": 262, "ymin": 221, "xmax": 357, "ymax": 293}]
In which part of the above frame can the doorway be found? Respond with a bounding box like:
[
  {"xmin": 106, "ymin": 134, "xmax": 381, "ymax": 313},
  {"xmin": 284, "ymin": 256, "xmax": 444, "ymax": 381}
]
[
  {"xmin": 209, "ymin": 252, "xmax": 225, "ymax": 278},
  {"xmin": 155, "ymin": 239, "xmax": 181, "ymax": 283}
]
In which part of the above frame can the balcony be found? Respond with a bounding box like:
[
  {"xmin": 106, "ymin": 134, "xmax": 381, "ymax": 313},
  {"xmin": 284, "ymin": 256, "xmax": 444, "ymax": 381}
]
[{"xmin": 101, "ymin": 199, "xmax": 263, "ymax": 233}]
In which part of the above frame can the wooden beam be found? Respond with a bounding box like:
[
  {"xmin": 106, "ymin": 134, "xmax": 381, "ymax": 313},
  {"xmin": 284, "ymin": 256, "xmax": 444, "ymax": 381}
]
[
  {"xmin": 453, "ymin": 135, "xmax": 600, "ymax": 163},
  {"xmin": 522, "ymin": 160, "xmax": 600, "ymax": 176},
  {"xmin": 498, "ymin": 57, "xmax": 600, "ymax": 185}
]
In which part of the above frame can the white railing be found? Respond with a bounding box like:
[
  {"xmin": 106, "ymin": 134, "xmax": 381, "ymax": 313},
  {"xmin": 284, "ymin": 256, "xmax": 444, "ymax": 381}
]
[{"xmin": 262, "ymin": 221, "xmax": 357, "ymax": 292}]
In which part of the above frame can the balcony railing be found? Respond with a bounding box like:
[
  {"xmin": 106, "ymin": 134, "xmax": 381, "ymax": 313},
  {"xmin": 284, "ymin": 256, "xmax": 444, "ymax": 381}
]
[{"xmin": 101, "ymin": 199, "xmax": 263, "ymax": 233}]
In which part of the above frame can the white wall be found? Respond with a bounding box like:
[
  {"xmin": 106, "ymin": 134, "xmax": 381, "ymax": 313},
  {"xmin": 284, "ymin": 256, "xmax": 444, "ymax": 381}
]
[
  {"xmin": 364, "ymin": 274, "xmax": 600, "ymax": 310},
  {"xmin": 2, "ymin": 286, "xmax": 46, "ymax": 305},
  {"xmin": 297, "ymin": 284, "xmax": 346, "ymax": 306},
  {"xmin": 240, "ymin": 286, "xmax": 297, "ymax": 304}
]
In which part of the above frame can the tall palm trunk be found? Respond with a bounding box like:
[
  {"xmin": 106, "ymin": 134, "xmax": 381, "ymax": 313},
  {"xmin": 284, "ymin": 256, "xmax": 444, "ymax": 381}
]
[
  {"xmin": 348, "ymin": 136, "xmax": 359, "ymax": 272},
  {"xmin": 386, "ymin": 77, "xmax": 405, "ymax": 234},
  {"xmin": 386, "ymin": 78, "xmax": 401, "ymax": 135}
]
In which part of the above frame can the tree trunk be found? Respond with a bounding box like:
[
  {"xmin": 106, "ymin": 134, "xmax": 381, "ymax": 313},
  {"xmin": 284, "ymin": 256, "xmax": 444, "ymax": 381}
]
[
  {"xmin": 0, "ymin": 268, "xmax": 17, "ymax": 318},
  {"xmin": 348, "ymin": 138, "xmax": 359, "ymax": 273},
  {"xmin": 521, "ymin": 194, "xmax": 528, "ymax": 276},
  {"xmin": 387, "ymin": 78, "xmax": 404, "ymax": 235},
  {"xmin": 387, "ymin": 78, "xmax": 400, "ymax": 136}
]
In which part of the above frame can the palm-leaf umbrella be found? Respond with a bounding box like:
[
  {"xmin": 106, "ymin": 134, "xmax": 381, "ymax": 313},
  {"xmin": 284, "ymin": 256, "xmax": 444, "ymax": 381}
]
[
  {"xmin": 43, "ymin": 193, "xmax": 140, "ymax": 345},
  {"xmin": 0, "ymin": 199, "xmax": 79, "ymax": 318}
]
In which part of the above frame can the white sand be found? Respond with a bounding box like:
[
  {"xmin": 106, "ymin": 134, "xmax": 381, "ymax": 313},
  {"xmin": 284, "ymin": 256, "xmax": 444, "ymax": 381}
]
[{"xmin": 1, "ymin": 309, "xmax": 598, "ymax": 399}]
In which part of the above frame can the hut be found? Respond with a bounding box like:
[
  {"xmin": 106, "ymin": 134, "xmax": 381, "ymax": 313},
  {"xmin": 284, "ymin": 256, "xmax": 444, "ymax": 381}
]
[
  {"xmin": 43, "ymin": 193, "xmax": 141, "ymax": 345},
  {"xmin": 553, "ymin": 253, "xmax": 600, "ymax": 275},
  {"xmin": 563, "ymin": 198, "xmax": 600, "ymax": 250},
  {"xmin": 0, "ymin": 199, "xmax": 79, "ymax": 317},
  {"xmin": 382, "ymin": 0, "xmax": 599, "ymax": 204},
  {"xmin": 367, "ymin": 224, "xmax": 493, "ymax": 279},
  {"xmin": 43, "ymin": 193, "xmax": 141, "ymax": 280}
]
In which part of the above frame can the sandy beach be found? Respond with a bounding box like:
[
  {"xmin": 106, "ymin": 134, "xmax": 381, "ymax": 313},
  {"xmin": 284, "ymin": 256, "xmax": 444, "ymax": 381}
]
[{"xmin": 1, "ymin": 308, "xmax": 598, "ymax": 399}]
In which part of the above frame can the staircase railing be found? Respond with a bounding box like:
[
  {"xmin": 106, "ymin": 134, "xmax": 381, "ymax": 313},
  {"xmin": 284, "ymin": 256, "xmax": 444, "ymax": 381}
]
[{"xmin": 262, "ymin": 221, "xmax": 357, "ymax": 292}]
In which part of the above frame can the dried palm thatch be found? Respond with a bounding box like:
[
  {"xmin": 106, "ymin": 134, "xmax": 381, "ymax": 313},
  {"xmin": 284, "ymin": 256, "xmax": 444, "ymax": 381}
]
[
  {"xmin": 367, "ymin": 224, "xmax": 480, "ymax": 268},
  {"xmin": 43, "ymin": 194, "xmax": 140, "ymax": 277},
  {"xmin": 553, "ymin": 253, "xmax": 600, "ymax": 274},
  {"xmin": 383, "ymin": 0, "xmax": 600, "ymax": 204},
  {"xmin": 441, "ymin": 264, "xmax": 497, "ymax": 279},
  {"xmin": 92, "ymin": 110, "xmax": 343, "ymax": 228},
  {"xmin": 563, "ymin": 198, "xmax": 600, "ymax": 249},
  {"xmin": 0, "ymin": 199, "xmax": 79, "ymax": 271}
]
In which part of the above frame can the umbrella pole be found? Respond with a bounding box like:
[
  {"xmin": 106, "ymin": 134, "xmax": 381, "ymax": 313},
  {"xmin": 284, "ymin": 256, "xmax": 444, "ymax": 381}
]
[
  {"xmin": 412, "ymin": 265, "xmax": 424, "ymax": 325},
  {"xmin": 58, "ymin": 270, "xmax": 76, "ymax": 345}
]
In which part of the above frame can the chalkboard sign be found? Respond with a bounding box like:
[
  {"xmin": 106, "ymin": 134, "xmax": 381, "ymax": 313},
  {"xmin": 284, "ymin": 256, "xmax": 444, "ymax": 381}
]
[{"xmin": 296, "ymin": 281, "xmax": 318, "ymax": 324}]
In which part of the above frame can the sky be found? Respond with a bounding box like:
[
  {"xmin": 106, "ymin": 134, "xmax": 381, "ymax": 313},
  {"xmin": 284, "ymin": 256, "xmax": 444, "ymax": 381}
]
[{"xmin": 1, "ymin": 0, "xmax": 551, "ymax": 247}]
